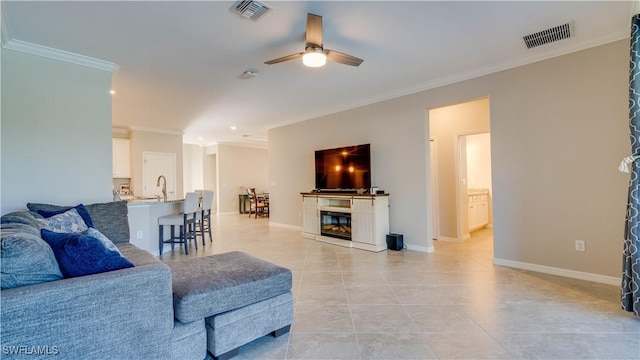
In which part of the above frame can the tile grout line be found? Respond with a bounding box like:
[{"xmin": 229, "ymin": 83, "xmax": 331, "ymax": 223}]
[{"xmin": 339, "ymin": 250, "xmax": 365, "ymax": 360}]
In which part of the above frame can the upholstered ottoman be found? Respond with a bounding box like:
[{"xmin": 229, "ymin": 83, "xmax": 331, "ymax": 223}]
[{"xmin": 168, "ymin": 252, "xmax": 293, "ymax": 360}]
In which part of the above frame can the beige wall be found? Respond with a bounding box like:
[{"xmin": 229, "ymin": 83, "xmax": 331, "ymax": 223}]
[
  {"xmin": 183, "ymin": 143, "xmax": 204, "ymax": 192},
  {"xmin": 430, "ymin": 98, "xmax": 491, "ymax": 239},
  {"xmin": 488, "ymin": 40, "xmax": 628, "ymax": 278},
  {"xmin": 213, "ymin": 144, "xmax": 268, "ymax": 214},
  {"xmin": 269, "ymin": 39, "xmax": 629, "ymax": 278},
  {"xmin": 130, "ymin": 130, "xmax": 184, "ymax": 198},
  {"xmin": 203, "ymin": 153, "xmax": 217, "ymax": 211},
  {"xmin": 1, "ymin": 49, "xmax": 113, "ymax": 214},
  {"xmin": 269, "ymin": 99, "xmax": 432, "ymax": 251}
]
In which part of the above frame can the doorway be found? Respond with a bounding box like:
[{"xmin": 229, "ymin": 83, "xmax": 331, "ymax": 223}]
[
  {"xmin": 457, "ymin": 131, "xmax": 493, "ymax": 241},
  {"xmin": 428, "ymin": 97, "xmax": 492, "ymax": 243}
]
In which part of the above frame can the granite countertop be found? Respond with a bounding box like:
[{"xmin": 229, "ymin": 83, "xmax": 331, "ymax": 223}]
[{"xmin": 127, "ymin": 198, "xmax": 184, "ymax": 206}]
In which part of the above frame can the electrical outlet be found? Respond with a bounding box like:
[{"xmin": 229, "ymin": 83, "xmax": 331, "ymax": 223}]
[
  {"xmin": 575, "ymin": 240, "xmax": 586, "ymax": 252},
  {"xmin": 136, "ymin": 230, "xmax": 143, "ymax": 239}
]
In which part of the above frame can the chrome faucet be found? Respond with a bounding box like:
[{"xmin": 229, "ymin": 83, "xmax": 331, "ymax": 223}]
[{"xmin": 156, "ymin": 175, "xmax": 167, "ymax": 202}]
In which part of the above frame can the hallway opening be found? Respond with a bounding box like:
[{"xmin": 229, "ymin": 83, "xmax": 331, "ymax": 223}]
[{"xmin": 428, "ymin": 97, "xmax": 493, "ymax": 248}]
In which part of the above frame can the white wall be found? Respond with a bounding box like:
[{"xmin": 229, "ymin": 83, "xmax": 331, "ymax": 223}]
[
  {"xmin": 213, "ymin": 144, "xmax": 268, "ymax": 214},
  {"xmin": 1, "ymin": 49, "xmax": 113, "ymax": 214},
  {"xmin": 269, "ymin": 40, "xmax": 629, "ymax": 278},
  {"xmin": 466, "ymin": 133, "xmax": 492, "ymax": 192}
]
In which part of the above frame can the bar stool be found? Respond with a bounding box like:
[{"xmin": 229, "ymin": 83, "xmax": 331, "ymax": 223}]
[
  {"xmin": 197, "ymin": 190, "xmax": 214, "ymax": 245},
  {"xmin": 158, "ymin": 192, "xmax": 199, "ymax": 256}
]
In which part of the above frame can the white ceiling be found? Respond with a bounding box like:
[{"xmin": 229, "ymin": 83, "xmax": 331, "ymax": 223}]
[{"xmin": 2, "ymin": 1, "xmax": 633, "ymax": 147}]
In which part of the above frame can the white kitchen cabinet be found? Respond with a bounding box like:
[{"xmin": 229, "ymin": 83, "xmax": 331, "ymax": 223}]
[
  {"xmin": 112, "ymin": 139, "xmax": 131, "ymax": 178},
  {"xmin": 302, "ymin": 196, "xmax": 320, "ymax": 235}
]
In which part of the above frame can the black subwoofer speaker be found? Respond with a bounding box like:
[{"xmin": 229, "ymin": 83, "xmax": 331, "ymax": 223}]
[{"xmin": 386, "ymin": 233, "xmax": 404, "ymax": 251}]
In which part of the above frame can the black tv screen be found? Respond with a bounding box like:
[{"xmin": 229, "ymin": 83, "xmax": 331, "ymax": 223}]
[{"xmin": 315, "ymin": 144, "xmax": 371, "ymax": 190}]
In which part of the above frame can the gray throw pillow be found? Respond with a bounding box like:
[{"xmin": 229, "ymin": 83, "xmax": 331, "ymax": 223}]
[
  {"xmin": 1, "ymin": 220, "xmax": 42, "ymax": 238},
  {"xmin": 0, "ymin": 211, "xmax": 44, "ymax": 230},
  {"xmin": 1, "ymin": 232, "xmax": 63, "ymax": 289}
]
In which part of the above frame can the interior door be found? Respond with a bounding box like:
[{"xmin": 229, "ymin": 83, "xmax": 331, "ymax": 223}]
[{"xmin": 143, "ymin": 152, "xmax": 177, "ymax": 200}]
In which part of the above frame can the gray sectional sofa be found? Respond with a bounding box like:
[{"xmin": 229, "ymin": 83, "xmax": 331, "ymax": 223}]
[{"xmin": 0, "ymin": 201, "xmax": 293, "ymax": 360}]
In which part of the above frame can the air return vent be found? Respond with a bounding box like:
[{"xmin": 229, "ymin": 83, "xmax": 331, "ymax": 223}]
[
  {"xmin": 229, "ymin": 1, "xmax": 272, "ymax": 21},
  {"xmin": 522, "ymin": 23, "xmax": 571, "ymax": 49}
]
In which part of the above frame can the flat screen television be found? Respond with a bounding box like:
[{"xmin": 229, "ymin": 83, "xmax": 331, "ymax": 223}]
[{"xmin": 315, "ymin": 144, "xmax": 371, "ymax": 190}]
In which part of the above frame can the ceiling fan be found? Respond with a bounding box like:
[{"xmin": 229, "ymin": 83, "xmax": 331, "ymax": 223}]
[{"xmin": 264, "ymin": 13, "xmax": 364, "ymax": 68}]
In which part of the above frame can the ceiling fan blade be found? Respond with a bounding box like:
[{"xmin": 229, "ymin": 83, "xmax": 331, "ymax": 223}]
[
  {"xmin": 306, "ymin": 13, "xmax": 323, "ymax": 46},
  {"xmin": 325, "ymin": 50, "xmax": 364, "ymax": 67},
  {"xmin": 264, "ymin": 52, "xmax": 304, "ymax": 65}
]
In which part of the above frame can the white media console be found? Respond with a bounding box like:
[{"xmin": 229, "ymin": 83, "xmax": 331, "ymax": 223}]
[{"xmin": 301, "ymin": 193, "xmax": 390, "ymax": 252}]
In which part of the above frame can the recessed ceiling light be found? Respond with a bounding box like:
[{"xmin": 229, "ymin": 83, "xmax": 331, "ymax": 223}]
[
  {"xmin": 110, "ymin": 89, "xmax": 116, "ymax": 95},
  {"xmin": 230, "ymin": 126, "xmax": 237, "ymax": 130},
  {"xmin": 197, "ymin": 137, "xmax": 203, "ymax": 141}
]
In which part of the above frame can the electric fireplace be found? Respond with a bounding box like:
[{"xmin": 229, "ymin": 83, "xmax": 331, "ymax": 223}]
[{"xmin": 320, "ymin": 211, "xmax": 352, "ymax": 240}]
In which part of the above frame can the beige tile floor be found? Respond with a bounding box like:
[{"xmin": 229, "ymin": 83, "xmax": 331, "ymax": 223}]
[{"xmin": 162, "ymin": 214, "xmax": 640, "ymax": 360}]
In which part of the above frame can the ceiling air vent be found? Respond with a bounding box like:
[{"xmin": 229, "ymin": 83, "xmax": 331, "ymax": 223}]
[
  {"xmin": 522, "ymin": 23, "xmax": 571, "ymax": 49},
  {"xmin": 229, "ymin": 1, "xmax": 272, "ymax": 22}
]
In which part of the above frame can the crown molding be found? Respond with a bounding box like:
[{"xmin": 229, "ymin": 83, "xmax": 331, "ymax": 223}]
[
  {"xmin": 129, "ymin": 126, "xmax": 184, "ymax": 136},
  {"xmin": 268, "ymin": 30, "xmax": 629, "ymax": 131},
  {"xmin": 217, "ymin": 141, "xmax": 268, "ymax": 150},
  {"xmin": 2, "ymin": 39, "xmax": 119, "ymax": 72},
  {"xmin": 111, "ymin": 127, "xmax": 129, "ymax": 135}
]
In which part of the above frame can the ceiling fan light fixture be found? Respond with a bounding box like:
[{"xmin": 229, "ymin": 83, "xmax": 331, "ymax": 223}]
[{"xmin": 302, "ymin": 50, "xmax": 326, "ymax": 67}]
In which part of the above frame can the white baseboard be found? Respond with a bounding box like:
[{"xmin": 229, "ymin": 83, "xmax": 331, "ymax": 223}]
[
  {"xmin": 150, "ymin": 244, "xmax": 171, "ymax": 258},
  {"xmin": 493, "ymin": 258, "xmax": 620, "ymax": 286},
  {"xmin": 437, "ymin": 236, "xmax": 462, "ymax": 243},
  {"xmin": 406, "ymin": 244, "xmax": 435, "ymax": 253},
  {"xmin": 269, "ymin": 222, "xmax": 302, "ymax": 231}
]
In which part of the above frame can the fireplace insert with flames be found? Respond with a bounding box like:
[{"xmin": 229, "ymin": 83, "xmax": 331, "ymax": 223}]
[{"xmin": 320, "ymin": 211, "xmax": 352, "ymax": 240}]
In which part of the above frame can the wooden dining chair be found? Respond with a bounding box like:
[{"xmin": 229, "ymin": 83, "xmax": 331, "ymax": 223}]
[{"xmin": 248, "ymin": 188, "xmax": 269, "ymax": 219}]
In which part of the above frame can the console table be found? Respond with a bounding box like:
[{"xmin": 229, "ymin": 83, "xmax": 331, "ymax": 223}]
[
  {"xmin": 300, "ymin": 192, "xmax": 390, "ymax": 252},
  {"xmin": 238, "ymin": 194, "xmax": 250, "ymax": 214}
]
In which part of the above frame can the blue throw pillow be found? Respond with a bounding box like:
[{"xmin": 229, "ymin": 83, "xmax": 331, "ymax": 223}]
[
  {"xmin": 37, "ymin": 204, "xmax": 94, "ymax": 228},
  {"xmin": 40, "ymin": 229, "xmax": 134, "ymax": 278}
]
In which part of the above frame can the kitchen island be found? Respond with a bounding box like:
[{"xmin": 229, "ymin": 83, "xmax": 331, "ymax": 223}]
[{"xmin": 127, "ymin": 199, "xmax": 184, "ymax": 256}]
